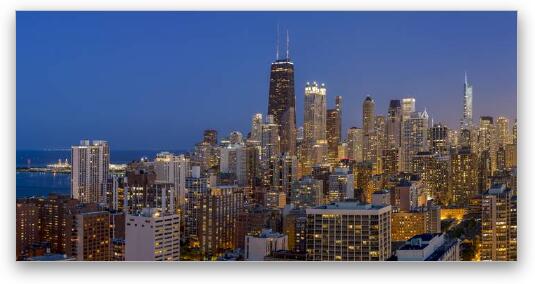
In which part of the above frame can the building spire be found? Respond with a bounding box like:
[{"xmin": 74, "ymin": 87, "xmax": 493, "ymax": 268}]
[
  {"xmin": 276, "ymin": 24, "xmax": 280, "ymax": 60},
  {"xmin": 465, "ymin": 71, "xmax": 468, "ymax": 85},
  {"xmin": 286, "ymin": 29, "xmax": 290, "ymax": 59}
]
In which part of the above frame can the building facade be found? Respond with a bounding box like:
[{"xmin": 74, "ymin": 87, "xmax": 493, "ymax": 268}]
[
  {"xmin": 306, "ymin": 202, "xmax": 392, "ymax": 261},
  {"xmin": 71, "ymin": 140, "xmax": 110, "ymax": 204}
]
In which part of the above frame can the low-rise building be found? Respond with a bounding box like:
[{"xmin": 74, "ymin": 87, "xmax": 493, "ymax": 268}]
[
  {"xmin": 244, "ymin": 229, "xmax": 288, "ymax": 261},
  {"xmin": 396, "ymin": 233, "xmax": 461, "ymax": 261}
]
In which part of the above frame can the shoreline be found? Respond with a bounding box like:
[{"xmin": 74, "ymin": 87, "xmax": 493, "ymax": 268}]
[
  {"xmin": 16, "ymin": 167, "xmax": 125, "ymax": 174},
  {"xmin": 16, "ymin": 167, "xmax": 71, "ymax": 174}
]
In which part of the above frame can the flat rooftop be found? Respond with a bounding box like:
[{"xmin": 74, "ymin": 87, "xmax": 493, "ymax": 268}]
[
  {"xmin": 306, "ymin": 201, "xmax": 391, "ymax": 215},
  {"xmin": 314, "ymin": 201, "xmax": 386, "ymax": 210},
  {"xmin": 398, "ymin": 233, "xmax": 442, "ymax": 250}
]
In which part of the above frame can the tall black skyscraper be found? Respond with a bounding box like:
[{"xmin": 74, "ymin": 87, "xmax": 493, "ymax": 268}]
[{"xmin": 268, "ymin": 31, "xmax": 296, "ymax": 156}]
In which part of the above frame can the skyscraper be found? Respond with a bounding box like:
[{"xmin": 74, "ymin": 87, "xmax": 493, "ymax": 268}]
[
  {"xmin": 303, "ymin": 82, "xmax": 327, "ymax": 173},
  {"xmin": 481, "ymin": 184, "xmax": 517, "ymax": 261},
  {"xmin": 450, "ymin": 147, "xmax": 477, "ymax": 207},
  {"xmin": 220, "ymin": 142, "xmax": 247, "ymax": 186},
  {"xmin": 335, "ymin": 95, "xmax": 342, "ymax": 124},
  {"xmin": 400, "ymin": 111, "xmax": 429, "ymax": 172},
  {"xmin": 461, "ymin": 72, "xmax": 473, "ymax": 130},
  {"xmin": 386, "ymin": 99, "xmax": 402, "ymax": 149},
  {"xmin": 71, "ymin": 140, "xmax": 110, "ymax": 204},
  {"xmin": 268, "ymin": 31, "xmax": 296, "ymax": 156},
  {"xmin": 478, "ymin": 116, "xmax": 497, "ymax": 173},
  {"xmin": 326, "ymin": 106, "xmax": 341, "ymax": 167},
  {"xmin": 374, "ymin": 115, "xmax": 386, "ymax": 174},
  {"xmin": 496, "ymin": 116, "xmax": 510, "ymax": 147},
  {"xmin": 197, "ymin": 185, "xmax": 245, "ymax": 258},
  {"xmin": 401, "ymin": 98, "xmax": 416, "ymax": 121},
  {"xmin": 347, "ymin": 127, "xmax": 364, "ymax": 162},
  {"xmin": 512, "ymin": 119, "xmax": 517, "ymax": 145},
  {"xmin": 260, "ymin": 115, "xmax": 280, "ymax": 178},
  {"xmin": 430, "ymin": 123, "xmax": 449, "ymax": 155},
  {"xmin": 362, "ymin": 96, "xmax": 376, "ymax": 163},
  {"xmin": 154, "ymin": 152, "xmax": 191, "ymax": 208},
  {"xmin": 193, "ymin": 130, "xmax": 219, "ymax": 172},
  {"xmin": 250, "ymin": 113, "xmax": 263, "ymax": 142},
  {"xmin": 203, "ymin": 129, "xmax": 218, "ymax": 146},
  {"xmin": 184, "ymin": 167, "xmax": 209, "ymax": 242},
  {"xmin": 400, "ymin": 98, "xmax": 416, "ymax": 172}
]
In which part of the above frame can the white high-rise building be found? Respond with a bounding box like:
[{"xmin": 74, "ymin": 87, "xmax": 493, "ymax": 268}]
[
  {"xmin": 401, "ymin": 111, "xmax": 429, "ymax": 172},
  {"xmin": 261, "ymin": 115, "xmax": 280, "ymax": 164},
  {"xmin": 71, "ymin": 140, "xmax": 110, "ymax": 204},
  {"xmin": 496, "ymin": 116, "xmax": 511, "ymax": 147},
  {"xmin": 220, "ymin": 143, "xmax": 247, "ymax": 186},
  {"xmin": 154, "ymin": 152, "xmax": 191, "ymax": 207},
  {"xmin": 347, "ymin": 127, "xmax": 364, "ymax": 162},
  {"xmin": 401, "ymin": 98, "xmax": 416, "ymax": 121},
  {"xmin": 250, "ymin": 113, "xmax": 263, "ymax": 142},
  {"xmin": 304, "ymin": 82, "xmax": 327, "ymax": 144},
  {"xmin": 461, "ymin": 72, "xmax": 473, "ymax": 130},
  {"xmin": 125, "ymin": 208, "xmax": 180, "ymax": 261},
  {"xmin": 399, "ymin": 98, "xmax": 416, "ymax": 172},
  {"xmin": 303, "ymin": 82, "xmax": 327, "ymax": 168}
]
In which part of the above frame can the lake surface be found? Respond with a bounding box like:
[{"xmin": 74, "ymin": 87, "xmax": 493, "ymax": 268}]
[
  {"xmin": 16, "ymin": 171, "xmax": 71, "ymax": 198},
  {"xmin": 16, "ymin": 149, "xmax": 186, "ymax": 198}
]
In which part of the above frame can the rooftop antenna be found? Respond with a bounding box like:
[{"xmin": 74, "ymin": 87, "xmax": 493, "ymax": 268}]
[
  {"xmin": 286, "ymin": 29, "xmax": 290, "ymax": 59},
  {"xmin": 276, "ymin": 24, "xmax": 280, "ymax": 60}
]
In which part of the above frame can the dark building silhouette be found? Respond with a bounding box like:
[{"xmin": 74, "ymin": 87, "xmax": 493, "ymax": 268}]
[{"xmin": 268, "ymin": 32, "xmax": 296, "ymax": 156}]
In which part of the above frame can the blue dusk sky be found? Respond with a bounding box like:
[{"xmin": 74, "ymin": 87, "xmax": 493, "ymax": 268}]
[{"xmin": 16, "ymin": 11, "xmax": 517, "ymax": 150}]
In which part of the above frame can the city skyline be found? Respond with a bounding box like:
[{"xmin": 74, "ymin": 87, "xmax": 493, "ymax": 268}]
[
  {"xmin": 17, "ymin": 11, "xmax": 516, "ymax": 150},
  {"xmin": 16, "ymin": 11, "xmax": 517, "ymax": 262}
]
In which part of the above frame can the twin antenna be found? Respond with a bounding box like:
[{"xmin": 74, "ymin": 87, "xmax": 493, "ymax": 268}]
[{"xmin": 275, "ymin": 24, "xmax": 290, "ymax": 60}]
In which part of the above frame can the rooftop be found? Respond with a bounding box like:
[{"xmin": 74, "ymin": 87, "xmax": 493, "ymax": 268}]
[
  {"xmin": 425, "ymin": 238, "xmax": 460, "ymax": 261},
  {"xmin": 397, "ymin": 179, "xmax": 412, "ymax": 187},
  {"xmin": 398, "ymin": 233, "xmax": 441, "ymax": 250},
  {"xmin": 313, "ymin": 201, "xmax": 387, "ymax": 211},
  {"xmin": 255, "ymin": 229, "xmax": 286, "ymax": 239},
  {"xmin": 487, "ymin": 184, "xmax": 508, "ymax": 195}
]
